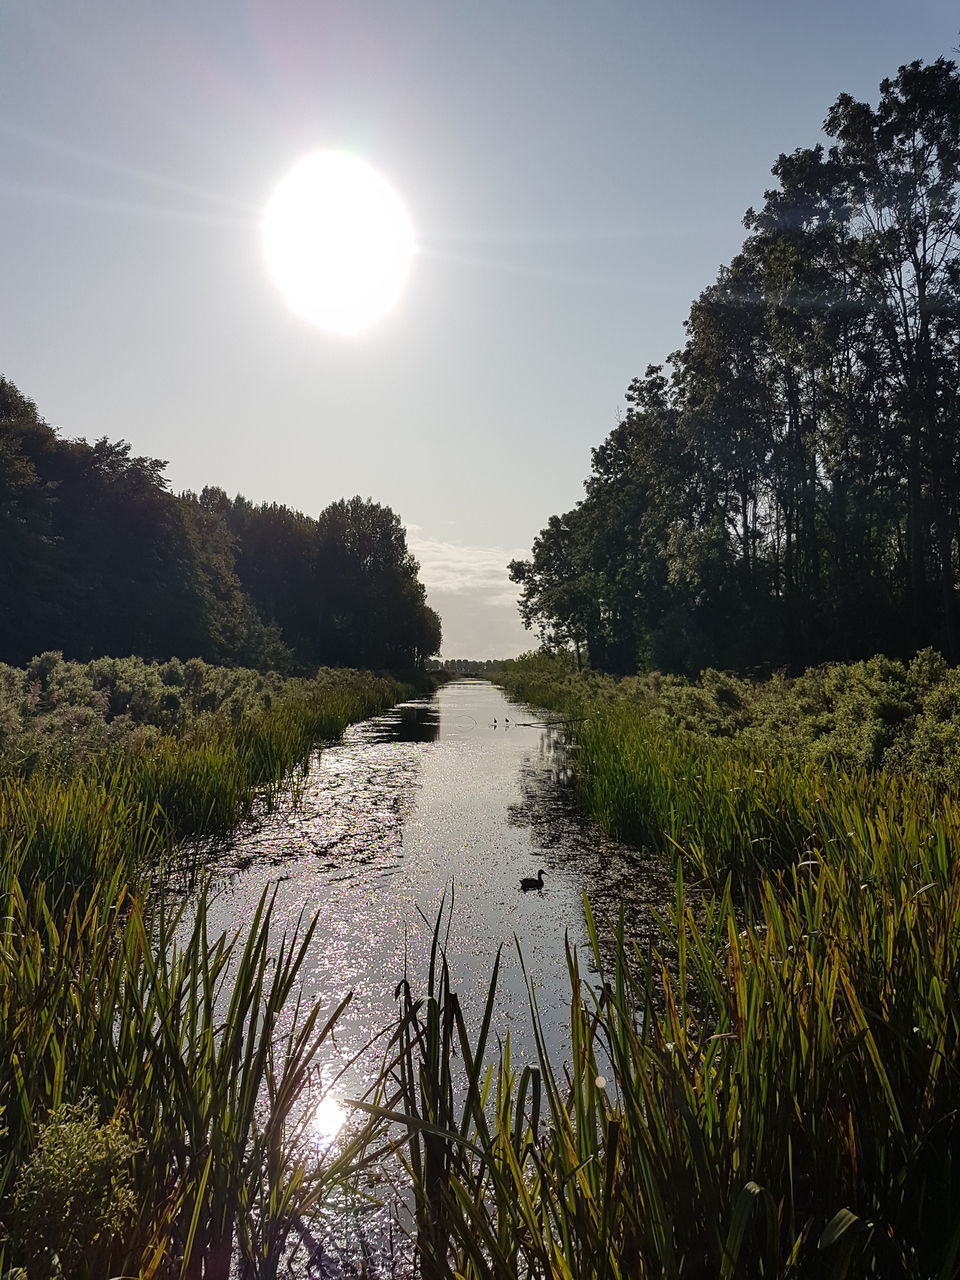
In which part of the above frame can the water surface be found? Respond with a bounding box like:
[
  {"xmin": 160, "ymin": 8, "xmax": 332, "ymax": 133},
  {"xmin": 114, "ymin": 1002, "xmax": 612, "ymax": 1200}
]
[{"xmin": 200, "ymin": 678, "xmax": 670, "ymax": 1112}]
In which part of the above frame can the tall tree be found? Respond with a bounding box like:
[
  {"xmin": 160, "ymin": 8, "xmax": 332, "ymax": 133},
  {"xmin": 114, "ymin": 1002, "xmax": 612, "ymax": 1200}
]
[
  {"xmin": 0, "ymin": 381, "xmax": 441, "ymax": 671},
  {"xmin": 515, "ymin": 59, "xmax": 960, "ymax": 674}
]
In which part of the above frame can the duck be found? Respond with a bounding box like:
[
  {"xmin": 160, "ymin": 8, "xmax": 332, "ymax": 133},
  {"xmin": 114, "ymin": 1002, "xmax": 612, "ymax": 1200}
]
[{"xmin": 520, "ymin": 868, "xmax": 545, "ymax": 892}]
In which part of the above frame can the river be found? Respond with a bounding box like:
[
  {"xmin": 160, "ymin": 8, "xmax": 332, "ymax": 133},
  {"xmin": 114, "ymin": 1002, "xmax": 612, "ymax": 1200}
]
[{"xmin": 195, "ymin": 678, "xmax": 669, "ymax": 1257}]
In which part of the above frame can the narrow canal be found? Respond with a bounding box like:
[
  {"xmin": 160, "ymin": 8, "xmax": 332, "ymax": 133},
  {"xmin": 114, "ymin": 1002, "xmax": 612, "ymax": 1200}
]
[{"xmin": 199, "ymin": 678, "xmax": 669, "ymax": 1138}]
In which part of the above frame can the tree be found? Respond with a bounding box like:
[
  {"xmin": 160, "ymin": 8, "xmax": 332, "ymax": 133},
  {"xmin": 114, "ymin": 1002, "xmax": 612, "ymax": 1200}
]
[
  {"xmin": 515, "ymin": 59, "xmax": 960, "ymax": 674},
  {"xmin": 0, "ymin": 380, "xmax": 440, "ymax": 671},
  {"xmin": 314, "ymin": 496, "xmax": 440, "ymax": 668}
]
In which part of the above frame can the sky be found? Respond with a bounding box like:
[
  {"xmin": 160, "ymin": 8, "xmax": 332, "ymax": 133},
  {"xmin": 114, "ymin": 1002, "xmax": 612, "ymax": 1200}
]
[{"xmin": 1, "ymin": 1, "xmax": 957, "ymax": 659}]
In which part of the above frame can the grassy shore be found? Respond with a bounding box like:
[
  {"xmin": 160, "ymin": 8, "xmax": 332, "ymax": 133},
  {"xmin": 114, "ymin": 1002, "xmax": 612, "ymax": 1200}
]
[
  {"xmin": 357, "ymin": 652, "xmax": 960, "ymax": 1278},
  {"xmin": 9, "ymin": 650, "xmax": 960, "ymax": 1275},
  {"xmin": 0, "ymin": 656, "xmax": 416, "ymax": 1279}
]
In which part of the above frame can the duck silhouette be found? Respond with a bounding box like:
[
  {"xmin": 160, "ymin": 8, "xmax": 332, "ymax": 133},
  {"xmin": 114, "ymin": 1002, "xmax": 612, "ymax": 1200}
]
[{"xmin": 520, "ymin": 868, "xmax": 545, "ymax": 892}]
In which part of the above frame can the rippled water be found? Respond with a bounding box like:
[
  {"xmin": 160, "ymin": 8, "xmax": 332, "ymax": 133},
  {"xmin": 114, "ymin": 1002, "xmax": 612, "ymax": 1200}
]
[
  {"xmin": 194, "ymin": 679, "xmax": 670, "ymax": 1267},
  {"xmin": 203, "ymin": 677, "xmax": 673, "ymax": 1065}
]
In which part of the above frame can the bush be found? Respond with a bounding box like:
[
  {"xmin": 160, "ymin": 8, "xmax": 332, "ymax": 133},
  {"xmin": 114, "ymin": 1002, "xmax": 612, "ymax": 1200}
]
[
  {"xmin": 10, "ymin": 1098, "xmax": 141, "ymax": 1279},
  {"xmin": 499, "ymin": 648, "xmax": 960, "ymax": 787},
  {"xmin": 0, "ymin": 653, "xmax": 303, "ymax": 777}
]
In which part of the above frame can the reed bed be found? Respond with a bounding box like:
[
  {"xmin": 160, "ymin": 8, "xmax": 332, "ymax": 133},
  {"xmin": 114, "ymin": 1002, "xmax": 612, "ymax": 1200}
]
[
  {"xmin": 371, "ymin": 855, "xmax": 960, "ymax": 1278},
  {"xmin": 571, "ymin": 701, "xmax": 958, "ymax": 895},
  {"xmin": 0, "ymin": 664, "xmax": 414, "ymax": 1276},
  {"xmin": 11, "ymin": 648, "xmax": 960, "ymax": 1274},
  {"xmin": 337, "ymin": 655, "xmax": 959, "ymax": 1277},
  {"xmin": 1, "ymin": 671, "xmax": 407, "ymax": 895},
  {"xmin": 498, "ymin": 658, "xmax": 957, "ymax": 896},
  {"xmin": 128, "ymin": 680, "xmax": 401, "ymax": 841},
  {"xmin": 0, "ymin": 869, "xmax": 378, "ymax": 1278}
]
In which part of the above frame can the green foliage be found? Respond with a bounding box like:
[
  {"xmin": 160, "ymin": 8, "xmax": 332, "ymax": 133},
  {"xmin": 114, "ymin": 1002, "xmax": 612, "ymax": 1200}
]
[
  {"xmin": 0, "ymin": 875, "xmax": 370, "ymax": 1278},
  {"xmin": 512, "ymin": 59, "xmax": 960, "ymax": 675},
  {"xmin": 10, "ymin": 1098, "xmax": 141, "ymax": 1279},
  {"xmin": 363, "ymin": 657, "xmax": 960, "ymax": 1277},
  {"xmin": 190, "ymin": 487, "xmax": 442, "ymax": 671},
  {"xmin": 0, "ymin": 383, "xmax": 441, "ymax": 672},
  {"xmin": 0, "ymin": 663, "xmax": 407, "ymax": 1277},
  {"xmin": 374, "ymin": 857, "xmax": 960, "ymax": 1278},
  {"xmin": 431, "ymin": 657, "xmax": 509, "ymax": 674},
  {"xmin": 0, "ymin": 663, "xmax": 409, "ymax": 906},
  {"xmin": 0, "ymin": 651, "xmax": 406, "ymax": 783},
  {"xmin": 500, "ymin": 648, "xmax": 960, "ymax": 790}
]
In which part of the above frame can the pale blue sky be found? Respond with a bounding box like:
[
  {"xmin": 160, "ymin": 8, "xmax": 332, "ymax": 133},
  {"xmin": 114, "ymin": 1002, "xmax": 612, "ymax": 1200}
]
[{"xmin": 1, "ymin": 1, "xmax": 956, "ymax": 656}]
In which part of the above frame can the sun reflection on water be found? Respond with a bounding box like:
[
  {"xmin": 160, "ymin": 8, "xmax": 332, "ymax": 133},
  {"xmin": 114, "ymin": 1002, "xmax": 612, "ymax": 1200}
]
[{"xmin": 310, "ymin": 1092, "xmax": 347, "ymax": 1149}]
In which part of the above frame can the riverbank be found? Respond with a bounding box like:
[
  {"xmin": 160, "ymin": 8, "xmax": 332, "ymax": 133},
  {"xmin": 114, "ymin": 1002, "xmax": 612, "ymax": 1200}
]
[
  {"xmin": 414, "ymin": 652, "xmax": 958, "ymax": 1276},
  {"xmin": 0, "ymin": 658, "xmax": 424, "ymax": 1278},
  {"xmin": 497, "ymin": 647, "xmax": 960, "ymax": 784},
  {"xmin": 8, "ymin": 655, "xmax": 960, "ymax": 1276}
]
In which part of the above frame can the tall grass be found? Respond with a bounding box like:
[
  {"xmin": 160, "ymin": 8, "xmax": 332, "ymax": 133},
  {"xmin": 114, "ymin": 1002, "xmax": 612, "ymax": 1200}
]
[
  {"xmin": 0, "ymin": 866, "xmax": 377, "ymax": 1277},
  {"xmin": 1, "ymin": 671, "xmax": 409, "ymax": 897},
  {"xmin": 370, "ymin": 863, "xmax": 960, "ymax": 1278},
  {"xmin": 498, "ymin": 647, "xmax": 960, "ymax": 786},
  {"xmin": 331, "ymin": 653, "xmax": 960, "ymax": 1276},
  {"xmin": 0, "ymin": 654, "xmax": 412, "ymax": 779},
  {"xmin": 128, "ymin": 680, "xmax": 402, "ymax": 841},
  {"xmin": 498, "ymin": 657, "xmax": 958, "ymax": 896},
  {"xmin": 0, "ymin": 663, "xmax": 418, "ymax": 1276},
  {"xmin": 571, "ymin": 701, "xmax": 960, "ymax": 895}
]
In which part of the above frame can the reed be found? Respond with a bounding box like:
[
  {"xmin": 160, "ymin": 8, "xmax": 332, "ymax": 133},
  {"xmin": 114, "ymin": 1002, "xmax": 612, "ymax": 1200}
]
[
  {"xmin": 0, "ymin": 768, "xmax": 165, "ymax": 909},
  {"xmin": 346, "ymin": 655, "xmax": 960, "ymax": 1276},
  {"xmin": 370, "ymin": 866, "xmax": 960, "ymax": 1278},
  {"xmin": 0, "ymin": 868, "xmax": 380, "ymax": 1278},
  {"xmin": 499, "ymin": 660, "xmax": 960, "ymax": 897},
  {"xmin": 0, "ymin": 665, "xmax": 414, "ymax": 1276},
  {"xmin": 115, "ymin": 675, "xmax": 408, "ymax": 842},
  {"xmin": 0, "ymin": 672, "xmax": 409, "ymax": 895}
]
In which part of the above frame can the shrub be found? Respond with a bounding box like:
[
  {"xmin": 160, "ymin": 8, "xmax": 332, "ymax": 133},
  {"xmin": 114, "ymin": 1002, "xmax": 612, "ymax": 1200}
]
[{"xmin": 10, "ymin": 1098, "xmax": 142, "ymax": 1279}]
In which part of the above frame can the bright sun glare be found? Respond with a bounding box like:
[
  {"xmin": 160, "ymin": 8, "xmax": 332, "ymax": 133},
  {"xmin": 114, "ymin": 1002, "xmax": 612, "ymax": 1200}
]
[
  {"xmin": 310, "ymin": 1092, "xmax": 347, "ymax": 1148},
  {"xmin": 262, "ymin": 151, "xmax": 415, "ymax": 336}
]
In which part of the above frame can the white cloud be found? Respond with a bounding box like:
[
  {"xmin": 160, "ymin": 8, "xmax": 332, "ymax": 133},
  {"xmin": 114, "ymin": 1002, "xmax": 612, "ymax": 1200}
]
[
  {"xmin": 406, "ymin": 535, "xmax": 533, "ymax": 659},
  {"xmin": 408, "ymin": 536, "xmax": 528, "ymax": 606}
]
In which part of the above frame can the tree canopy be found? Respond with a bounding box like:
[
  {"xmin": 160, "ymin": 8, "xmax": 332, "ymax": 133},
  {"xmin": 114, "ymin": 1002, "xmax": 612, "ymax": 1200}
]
[
  {"xmin": 0, "ymin": 380, "xmax": 440, "ymax": 671},
  {"xmin": 512, "ymin": 59, "xmax": 960, "ymax": 674}
]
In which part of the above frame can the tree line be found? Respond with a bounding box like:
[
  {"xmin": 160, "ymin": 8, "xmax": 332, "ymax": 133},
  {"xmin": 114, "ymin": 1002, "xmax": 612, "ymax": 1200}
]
[
  {"xmin": 0, "ymin": 378, "xmax": 441, "ymax": 671},
  {"xmin": 512, "ymin": 58, "xmax": 960, "ymax": 674},
  {"xmin": 428, "ymin": 658, "xmax": 506, "ymax": 674}
]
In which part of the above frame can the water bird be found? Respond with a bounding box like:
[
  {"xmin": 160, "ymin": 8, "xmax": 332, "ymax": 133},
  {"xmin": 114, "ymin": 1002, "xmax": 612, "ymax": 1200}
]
[{"xmin": 520, "ymin": 868, "xmax": 545, "ymax": 892}]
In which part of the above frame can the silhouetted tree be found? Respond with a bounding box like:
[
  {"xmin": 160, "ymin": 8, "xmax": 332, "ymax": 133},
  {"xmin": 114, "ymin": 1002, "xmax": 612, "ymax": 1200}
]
[
  {"xmin": 0, "ymin": 383, "xmax": 441, "ymax": 671},
  {"xmin": 514, "ymin": 59, "xmax": 960, "ymax": 674}
]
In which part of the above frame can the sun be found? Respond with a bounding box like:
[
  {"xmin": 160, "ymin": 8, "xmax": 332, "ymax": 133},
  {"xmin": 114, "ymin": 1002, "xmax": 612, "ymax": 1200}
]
[{"xmin": 262, "ymin": 151, "xmax": 415, "ymax": 336}]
